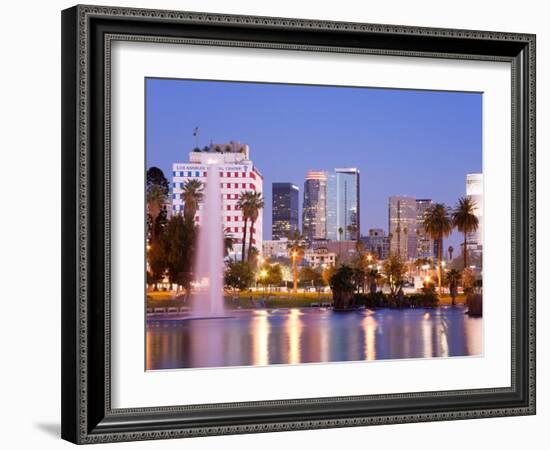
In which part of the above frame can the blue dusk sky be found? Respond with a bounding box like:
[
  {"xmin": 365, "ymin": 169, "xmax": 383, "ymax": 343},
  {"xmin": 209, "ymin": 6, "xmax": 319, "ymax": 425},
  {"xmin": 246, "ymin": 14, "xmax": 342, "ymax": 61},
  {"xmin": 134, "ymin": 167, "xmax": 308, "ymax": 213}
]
[{"xmin": 146, "ymin": 78, "xmax": 482, "ymax": 249}]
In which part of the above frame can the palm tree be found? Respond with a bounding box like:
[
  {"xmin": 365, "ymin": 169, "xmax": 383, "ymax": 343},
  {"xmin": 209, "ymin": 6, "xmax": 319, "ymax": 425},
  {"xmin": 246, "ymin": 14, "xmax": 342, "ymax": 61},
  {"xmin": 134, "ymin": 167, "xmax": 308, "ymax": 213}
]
[
  {"xmin": 452, "ymin": 197, "xmax": 479, "ymax": 270},
  {"xmin": 423, "ymin": 203, "xmax": 453, "ymax": 295},
  {"xmin": 246, "ymin": 192, "xmax": 265, "ymax": 262},
  {"xmin": 403, "ymin": 227, "xmax": 408, "ymax": 258},
  {"xmin": 181, "ymin": 179, "xmax": 203, "ymax": 221},
  {"xmin": 445, "ymin": 268, "xmax": 462, "ymax": 306},
  {"xmin": 338, "ymin": 226, "xmax": 344, "ymax": 259},
  {"xmin": 237, "ymin": 191, "xmax": 254, "ymax": 262},
  {"xmin": 448, "ymin": 245, "xmax": 454, "ymax": 261},
  {"xmin": 146, "ymin": 184, "xmax": 166, "ymax": 242},
  {"xmin": 223, "ymin": 227, "xmax": 234, "ymax": 258},
  {"xmin": 287, "ymin": 230, "xmax": 305, "ymax": 293}
]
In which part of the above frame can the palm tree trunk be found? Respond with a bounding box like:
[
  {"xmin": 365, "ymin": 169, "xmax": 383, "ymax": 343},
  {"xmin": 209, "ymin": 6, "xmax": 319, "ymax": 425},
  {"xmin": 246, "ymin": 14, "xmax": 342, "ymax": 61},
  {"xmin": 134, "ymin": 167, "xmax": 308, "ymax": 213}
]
[
  {"xmin": 247, "ymin": 220, "xmax": 255, "ymax": 262},
  {"xmin": 437, "ymin": 236, "xmax": 442, "ymax": 296},
  {"xmin": 241, "ymin": 218, "xmax": 248, "ymax": 262},
  {"xmin": 293, "ymin": 258, "xmax": 298, "ymax": 293},
  {"xmin": 463, "ymin": 232, "xmax": 468, "ymax": 270}
]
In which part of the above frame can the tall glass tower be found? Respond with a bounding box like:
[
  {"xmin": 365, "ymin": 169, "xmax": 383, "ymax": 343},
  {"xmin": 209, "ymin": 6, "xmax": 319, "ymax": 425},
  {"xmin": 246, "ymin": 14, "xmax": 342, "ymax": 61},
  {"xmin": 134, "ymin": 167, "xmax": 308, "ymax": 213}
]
[
  {"xmin": 302, "ymin": 171, "xmax": 328, "ymax": 242},
  {"xmin": 272, "ymin": 182, "xmax": 299, "ymax": 240},
  {"xmin": 326, "ymin": 168, "xmax": 360, "ymax": 241}
]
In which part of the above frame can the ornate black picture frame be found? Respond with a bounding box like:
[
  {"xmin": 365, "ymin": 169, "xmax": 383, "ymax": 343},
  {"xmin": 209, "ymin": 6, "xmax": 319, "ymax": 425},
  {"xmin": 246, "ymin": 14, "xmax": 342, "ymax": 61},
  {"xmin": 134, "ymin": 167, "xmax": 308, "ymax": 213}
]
[{"xmin": 61, "ymin": 4, "xmax": 536, "ymax": 444}]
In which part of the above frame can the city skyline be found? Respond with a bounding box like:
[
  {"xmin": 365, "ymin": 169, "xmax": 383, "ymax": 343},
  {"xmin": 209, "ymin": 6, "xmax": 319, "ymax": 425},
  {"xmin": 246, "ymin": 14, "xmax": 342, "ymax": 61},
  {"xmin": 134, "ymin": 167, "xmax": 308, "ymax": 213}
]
[{"xmin": 146, "ymin": 78, "xmax": 482, "ymax": 249}]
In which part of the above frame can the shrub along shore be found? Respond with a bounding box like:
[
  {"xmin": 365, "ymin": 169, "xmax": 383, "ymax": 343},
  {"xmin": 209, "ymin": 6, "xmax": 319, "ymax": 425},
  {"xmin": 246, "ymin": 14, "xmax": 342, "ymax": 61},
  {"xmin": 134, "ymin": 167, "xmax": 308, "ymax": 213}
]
[{"xmin": 146, "ymin": 290, "xmax": 467, "ymax": 310}]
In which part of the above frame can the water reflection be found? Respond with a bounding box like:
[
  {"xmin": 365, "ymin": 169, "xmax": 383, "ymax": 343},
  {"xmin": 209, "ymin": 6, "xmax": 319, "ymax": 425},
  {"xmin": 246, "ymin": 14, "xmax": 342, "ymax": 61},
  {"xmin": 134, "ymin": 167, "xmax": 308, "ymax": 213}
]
[
  {"xmin": 361, "ymin": 313, "xmax": 377, "ymax": 361},
  {"xmin": 252, "ymin": 311, "xmax": 270, "ymax": 366},
  {"xmin": 286, "ymin": 309, "xmax": 303, "ymax": 365},
  {"xmin": 146, "ymin": 306, "xmax": 483, "ymax": 370}
]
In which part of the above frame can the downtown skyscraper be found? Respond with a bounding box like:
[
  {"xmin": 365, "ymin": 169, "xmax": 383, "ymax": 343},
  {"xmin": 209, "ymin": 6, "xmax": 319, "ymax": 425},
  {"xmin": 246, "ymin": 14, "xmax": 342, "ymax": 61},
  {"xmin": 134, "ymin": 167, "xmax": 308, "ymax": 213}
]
[
  {"xmin": 272, "ymin": 182, "xmax": 299, "ymax": 240},
  {"xmin": 327, "ymin": 168, "xmax": 361, "ymax": 241},
  {"xmin": 416, "ymin": 198, "xmax": 436, "ymax": 259},
  {"xmin": 388, "ymin": 196, "xmax": 417, "ymax": 260},
  {"xmin": 466, "ymin": 173, "xmax": 483, "ymax": 255},
  {"xmin": 302, "ymin": 168, "xmax": 361, "ymax": 243},
  {"xmin": 302, "ymin": 171, "xmax": 328, "ymax": 242}
]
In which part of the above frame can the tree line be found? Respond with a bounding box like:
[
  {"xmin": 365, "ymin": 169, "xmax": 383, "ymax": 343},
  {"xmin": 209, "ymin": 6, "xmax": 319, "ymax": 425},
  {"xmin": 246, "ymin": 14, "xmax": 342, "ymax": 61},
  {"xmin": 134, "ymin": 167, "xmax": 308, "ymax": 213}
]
[
  {"xmin": 146, "ymin": 167, "xmax": 267, "ymax": 295},
  {"xmin": 147, "ymin": 166, "xmax": 479, "ymax": 306}
]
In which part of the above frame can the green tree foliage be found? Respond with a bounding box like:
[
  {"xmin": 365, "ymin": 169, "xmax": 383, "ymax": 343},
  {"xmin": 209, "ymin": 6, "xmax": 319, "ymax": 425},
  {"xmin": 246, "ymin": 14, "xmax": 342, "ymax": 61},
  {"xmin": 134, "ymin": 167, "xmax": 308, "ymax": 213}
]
[
  {"xmin": 423, "ymin": 203, "xmax": 453, "ymax": 295},
  {"xmin": 287, "ymin": 230, "xmax": 306, "ymax": 292},
  {"xmin": 266, "ymin": 264, "xmax": 284, "ymax": 286},
  {"xmin": 162, "ymin": 215, "xmax": 197, "ymax": 294},
  {"xmin": 246, "ymin": 192, "xmax": 265, "ymax": 262},
  {"xmin": 237, "ymin": 191, "xmax": 264, "ymax": 262},
  {"xmin": 382, "ymin": 253, "xmax": 406, "ymax": 298},
  {"xmin": 445, "ymin": 268, "xmax": 462, "ymax": 306},
  {"xmin": 237, "ymin": 191, "xmax": 254, "ymax": 262},
  {"xmin": 182, "ymin": 179, "xmax": 203, "ymax": 221},
  {"xmin": 462, "ymin": 267, "xmax": 476, "ymax": 295},
  {"xmin": 329, "ymin": 265, "xmax": 355, "ymax": 293},
  {"xmin": 350, "ymin": 248, "xmax": 370, "ymax": 292},
  {"xmin": 329, "ymin": 265, "xmax": 355, "ymax": 310},
  {"xmin": 224, "ymin": 261, "xmax": 254, "ymax": 291},
  {"xmin": 146, "ymin": 185, "xmax": 166, "ymax": 242},
  {"xmin": 146, "ymin": 167, "xmax": 169, "ymax": 241},
  {"xmin": 321, "ymin": 265, "xmax": 335, "ymax": 287},
  {"xmin": 146, "ymin": 166, "xmax": 169, "ymax": 195},
  {"xmin": 299, "ymin": 266, "xmax": 324, "ymax": 288},
  {"xmin": 366, "ymin": 268, "xmax": 382, "ymax": 294},
  {"xmin": 148, "ymin": 241, "xmax": 167, "ymax": 289},
  {"xmin": 452, "ymin": 197, "xmax": 479, "ymax": 269}
]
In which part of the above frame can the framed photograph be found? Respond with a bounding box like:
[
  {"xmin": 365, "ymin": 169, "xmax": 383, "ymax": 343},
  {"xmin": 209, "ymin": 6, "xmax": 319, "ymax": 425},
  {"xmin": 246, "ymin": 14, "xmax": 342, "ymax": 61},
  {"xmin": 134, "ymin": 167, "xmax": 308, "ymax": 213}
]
[{"xmin": 61, "ymin": 5, "xmax": 536, "ymax": 444}]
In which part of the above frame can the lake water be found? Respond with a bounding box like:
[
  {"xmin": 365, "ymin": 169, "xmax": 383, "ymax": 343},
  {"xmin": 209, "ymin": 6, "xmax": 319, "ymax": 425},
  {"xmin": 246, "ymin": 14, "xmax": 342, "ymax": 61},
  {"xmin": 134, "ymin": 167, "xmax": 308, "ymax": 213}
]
[{"xmin": 146, "ymin": 306, "xmax": 482, "ymax": 370}]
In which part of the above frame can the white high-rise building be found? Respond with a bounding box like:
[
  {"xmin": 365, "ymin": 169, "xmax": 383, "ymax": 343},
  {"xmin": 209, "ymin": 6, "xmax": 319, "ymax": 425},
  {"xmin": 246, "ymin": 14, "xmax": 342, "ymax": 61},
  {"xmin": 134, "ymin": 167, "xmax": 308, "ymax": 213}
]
[
  {"xmin": 171, "ymin": 141, "xmax": 263, "ymax": 260},
  {"xmin": 466, "ymin": 173, "xmax": 483, "ymax": 254}
]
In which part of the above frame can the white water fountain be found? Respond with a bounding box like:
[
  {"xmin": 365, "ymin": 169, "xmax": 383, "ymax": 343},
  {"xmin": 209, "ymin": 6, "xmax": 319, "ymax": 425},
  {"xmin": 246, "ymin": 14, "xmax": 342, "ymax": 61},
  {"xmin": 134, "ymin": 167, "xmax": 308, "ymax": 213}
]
[{"xmin": 191, "ymin": 163, "xmax": 226, "ymax": 317}]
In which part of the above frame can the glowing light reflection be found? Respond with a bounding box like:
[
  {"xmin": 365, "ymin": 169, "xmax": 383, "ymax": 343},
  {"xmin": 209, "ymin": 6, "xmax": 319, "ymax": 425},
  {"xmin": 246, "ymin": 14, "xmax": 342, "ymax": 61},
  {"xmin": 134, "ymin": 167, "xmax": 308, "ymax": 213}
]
[
  {"xmin": 422, "ymin": 311, "xmax": 433, "ymax": 358},
  {"xmin": 252, "ymin": 314, "xmax": 270, "ymax": 366},
  {"xmin": 287, "ymin": 309, "xmax": 303, "ymax": 364},
  {"xmin": 361, "ymin": 314, "xmax": 377, "ymax": 360}
]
